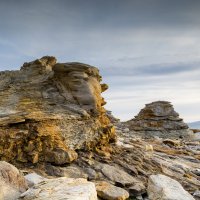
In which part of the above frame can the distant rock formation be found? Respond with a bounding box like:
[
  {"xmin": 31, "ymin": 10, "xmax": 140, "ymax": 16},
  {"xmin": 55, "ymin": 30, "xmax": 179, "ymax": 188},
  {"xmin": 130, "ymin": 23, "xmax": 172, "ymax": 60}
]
[
  {"xmin": 0, "ymin": 56, "xmax": 115, "ymax": 164},
  {"xmin": 125, "ymin": 101, "xmax": 192, "ymax": 138}
]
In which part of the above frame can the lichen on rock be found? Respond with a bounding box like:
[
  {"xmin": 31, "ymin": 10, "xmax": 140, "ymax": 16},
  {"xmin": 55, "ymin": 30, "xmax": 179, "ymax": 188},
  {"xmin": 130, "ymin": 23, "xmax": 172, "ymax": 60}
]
[
  {"xmin": 0, "ymin": 56, "xmax": 116, "ymax": 165},
  {"xmin": 125, "ymin": 101, "xmax": 193, "ymax": 138}
]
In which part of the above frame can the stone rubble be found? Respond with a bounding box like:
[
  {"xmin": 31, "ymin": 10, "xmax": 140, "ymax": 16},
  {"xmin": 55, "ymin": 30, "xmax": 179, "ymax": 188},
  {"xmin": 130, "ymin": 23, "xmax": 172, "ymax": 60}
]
[
  {"xmin": 24, "ymin": 173, "xmax": 47, "ymax": 187},
  {"xmin": 125, "ymin": 101, "xmax": 193, "ymax": 138},
  {"xmin": 94, "ymin": 163, "xmax": 140, "ymax": 187},
  {"xmin": 193, "ymin": 190, "xmax": 200, "ymax": 200}
]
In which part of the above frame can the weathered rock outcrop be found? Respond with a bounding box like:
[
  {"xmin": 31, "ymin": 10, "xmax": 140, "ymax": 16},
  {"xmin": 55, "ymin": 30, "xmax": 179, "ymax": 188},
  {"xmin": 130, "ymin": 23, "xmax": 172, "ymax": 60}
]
[
  {"xmin": 0, "ymin": 56, "xmax": 115, "ymax": 165},
  {"xmin": 125, "ymin": 101, "xmax": 192, "ymax": 138}
]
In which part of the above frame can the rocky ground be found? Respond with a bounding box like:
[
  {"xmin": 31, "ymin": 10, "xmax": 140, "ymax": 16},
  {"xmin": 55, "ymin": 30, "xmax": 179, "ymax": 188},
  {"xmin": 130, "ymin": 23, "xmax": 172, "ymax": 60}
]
[
  {"xmin": 0, "ymin": 57, "xmax": 200, "ymax": 200},
  {"xmin": 1, "ymin": 115, "xmax": 199, "ymax": 200}
]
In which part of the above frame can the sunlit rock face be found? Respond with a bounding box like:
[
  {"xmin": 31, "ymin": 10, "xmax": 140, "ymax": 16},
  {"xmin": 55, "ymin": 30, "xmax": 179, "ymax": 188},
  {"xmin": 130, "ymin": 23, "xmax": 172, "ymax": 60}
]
[
  {"xmin": 0, "ymin": 56, "xmax": 115, "ymax": 164},
  {"xmin": 126, "ymin": 101, "xmax": 192, "ymax": 138},
  {"xmin": 53, "ymin": 62, "xmax": 103, "ymax": 114}
]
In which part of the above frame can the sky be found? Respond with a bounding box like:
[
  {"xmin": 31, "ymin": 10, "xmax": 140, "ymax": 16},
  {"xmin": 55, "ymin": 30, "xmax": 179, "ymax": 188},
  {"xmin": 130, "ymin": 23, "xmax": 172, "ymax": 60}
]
[{"xmin": 0, "ymin": 0, "xmax": 200, "ymax": 122}]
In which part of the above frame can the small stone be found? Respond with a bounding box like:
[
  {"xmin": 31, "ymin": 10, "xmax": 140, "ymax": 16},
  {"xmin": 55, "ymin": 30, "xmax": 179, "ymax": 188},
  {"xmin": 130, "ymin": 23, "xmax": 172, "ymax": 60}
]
[
  {"xmin": 145, "ymin": 145, "xmax": 153, "ymax": 152},
  {"xmin": 123, "ymin": 128, "xmax": 129, "ymax": 133},
  {"xmin": 95, "ymin": 181, "xmax": 129, "ymax": 200},
  {"xmin": 128, "ymin": 182, "xmax": 146, "ymax": 196},
  {"xmin": 163, "ymin": 139, "xmax": 181, "ymax": 147},
  {"xmin": 116, "ymin": 130, "xmax": 123, "ymax": 134},
  {"xmin": 45, "ymin": 148, "xmax": 78, "ymax": 165},
  {"xmin": 30, "ymin": 153, "xmax": 39, "ymax": 164},
  {"xmin": 84, "ymin": 167, "xmax": 97, "ymax": 180},
  {"xmin": 25, "ymin": 173, "xmax": 46, "ymax": 187},
  {"xmin": 0, "ymin": 161, "xmax": 28, "ymax": 200},
  {"xmin": 97, "ymin": 164, "xmax": 137, "ymax": 186}
]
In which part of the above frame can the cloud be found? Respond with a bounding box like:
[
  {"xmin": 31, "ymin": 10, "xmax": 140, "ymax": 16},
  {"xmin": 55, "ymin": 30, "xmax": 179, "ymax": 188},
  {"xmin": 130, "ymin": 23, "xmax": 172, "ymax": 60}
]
[
  {"xmin": 0, "ymin": 0, "xmax": 200, "ymax": 121},
  {"xmin": 101, "ymin": 61, "xmax": 200, "ymax": 77},
  {"xmin": 102, "ymin": 61, "xmax": 200, "ymax": 121}
]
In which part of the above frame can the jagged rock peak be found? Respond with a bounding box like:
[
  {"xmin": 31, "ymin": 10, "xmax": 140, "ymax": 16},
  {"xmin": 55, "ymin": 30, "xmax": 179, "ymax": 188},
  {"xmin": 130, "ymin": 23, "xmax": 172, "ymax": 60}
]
[
  {"xmin": 21, "ymin": 56, "xmax": 57, "ymax": 70},
  {"xmin": 0, "ymin": 56, "xmax": 115, "ymax": 165},
  {"xmin": 20, "ymin": 56, "xmax": 101, "ymax": 79},
  {"xmin": 136, "ymin": 101, "xmax": 180, "ymax": 119},
  {"xmin": 126, "ymin": 101, "xmax": 192, "ymax": 138}
]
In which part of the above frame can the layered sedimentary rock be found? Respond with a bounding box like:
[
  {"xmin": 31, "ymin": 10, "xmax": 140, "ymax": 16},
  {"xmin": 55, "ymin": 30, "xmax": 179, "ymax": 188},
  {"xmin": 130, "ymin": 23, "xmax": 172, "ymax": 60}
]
[
  {"xmin": 73, "ymin": 134, "xmax": 200, "ymax": 198},
  {"xmin": 0, "ymin": 56, "xmax": 115, "ymax": 164},
  {"xmin": 20, "ymin": 177, "xmax": 97, "ymax": 200},
  {"xmin": 125, "ymin": 101, "xmax": 192, "ymax": 138}
]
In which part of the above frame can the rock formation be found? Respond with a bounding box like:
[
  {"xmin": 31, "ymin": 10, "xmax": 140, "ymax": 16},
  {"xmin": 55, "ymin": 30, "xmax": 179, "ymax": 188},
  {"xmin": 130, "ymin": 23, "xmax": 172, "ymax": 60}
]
[
  {"xmin": 0, "ymin": 57, "xmax": 200, "ymax": 200},
  {"xmin": 125, "ymin": 101, "xmax": 192, "ymax": 138},
  {"xmin": 0, "ymin": 56, "xmax": 115, "ymax": 165}
]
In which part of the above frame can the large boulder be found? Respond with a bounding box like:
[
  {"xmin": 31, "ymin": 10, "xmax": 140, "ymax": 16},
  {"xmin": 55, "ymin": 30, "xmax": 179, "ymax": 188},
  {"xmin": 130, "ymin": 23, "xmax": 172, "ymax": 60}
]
[
  {"xmin": 0, "ymin": 56, "xmax": 116, "ymax": 165},
  {"xmin": 0, "ymin": 161, "xmax": 28, "ymax": 200},
  {"xmin": 125, "ymin": 101, "xmax": 192, "ymax": 138},
  {"xmin": 147, "ymin": 174, "xmax": 195, "ymax": 200},
  {"xmin": 20, "ymin": 177, "xmax": 97, "ymax": 200}
]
